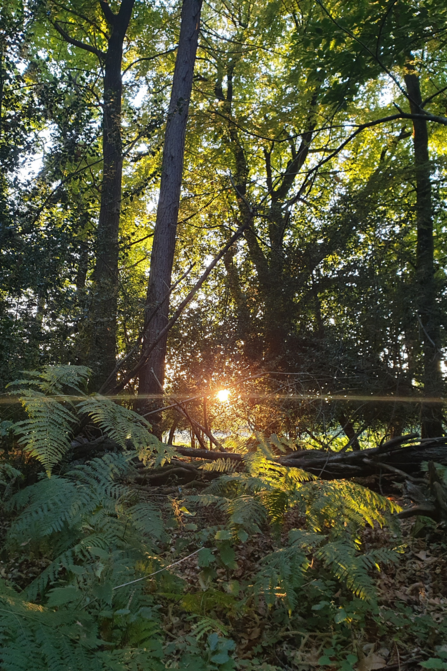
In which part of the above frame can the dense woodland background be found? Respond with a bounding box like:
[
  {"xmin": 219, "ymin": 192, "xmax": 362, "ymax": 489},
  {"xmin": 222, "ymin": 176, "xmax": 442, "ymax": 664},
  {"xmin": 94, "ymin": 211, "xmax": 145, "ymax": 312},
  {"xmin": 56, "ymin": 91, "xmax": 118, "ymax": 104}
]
[{"xmin": 1, "ymin": 0, "xmax": 447, "ymax": 669}]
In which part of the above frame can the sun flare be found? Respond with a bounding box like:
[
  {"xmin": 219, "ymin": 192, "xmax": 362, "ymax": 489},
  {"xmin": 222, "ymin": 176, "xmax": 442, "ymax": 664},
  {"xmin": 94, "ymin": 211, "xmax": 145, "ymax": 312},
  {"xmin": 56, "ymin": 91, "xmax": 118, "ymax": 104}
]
[{"xmin": 216, "ymin": 389, "xmax": 230, "ymax": 402}]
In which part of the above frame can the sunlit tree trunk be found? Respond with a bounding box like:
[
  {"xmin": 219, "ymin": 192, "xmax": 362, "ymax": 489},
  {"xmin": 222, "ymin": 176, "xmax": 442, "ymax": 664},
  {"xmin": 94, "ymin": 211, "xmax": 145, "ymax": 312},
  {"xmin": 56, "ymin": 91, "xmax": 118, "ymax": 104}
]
[{"xmin": 139, "ymin": 0, "xmax": 203, "ymax": 434}]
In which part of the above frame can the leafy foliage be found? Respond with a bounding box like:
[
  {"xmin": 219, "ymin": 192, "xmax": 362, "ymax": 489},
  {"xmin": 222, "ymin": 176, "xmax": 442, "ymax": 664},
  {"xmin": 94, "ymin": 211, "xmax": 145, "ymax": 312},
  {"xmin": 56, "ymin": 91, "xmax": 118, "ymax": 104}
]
[
  {"xmin": 196, "ymin": 440, "xmax": 401, "ymax": 607},
  {"xmin": 8, "ymin": 365, "xmax": 158, "ymax": 474}
]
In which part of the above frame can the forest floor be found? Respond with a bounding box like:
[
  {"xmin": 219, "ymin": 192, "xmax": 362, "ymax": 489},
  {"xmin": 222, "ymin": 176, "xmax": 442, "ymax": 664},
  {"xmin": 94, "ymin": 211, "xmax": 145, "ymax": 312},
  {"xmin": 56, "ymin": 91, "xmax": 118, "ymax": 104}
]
[{"xmin": 1, "ymin": 481, "xmax": 446, "ymax": 671}]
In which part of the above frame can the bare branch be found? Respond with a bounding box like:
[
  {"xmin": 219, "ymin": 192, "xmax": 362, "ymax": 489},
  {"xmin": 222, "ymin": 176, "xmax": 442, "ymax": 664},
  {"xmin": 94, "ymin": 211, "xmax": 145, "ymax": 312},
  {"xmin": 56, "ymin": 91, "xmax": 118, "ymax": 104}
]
[
  {"xmin": 109, "ymin": 214, "xmax": 253, "ymax": 395},
  {"xmin": 53, "ymin": 21, "xmax": 106, "ymax": 60},
  {"xmin": 123, "ymin": 47, "xmax": 178, "ymax": 75}
]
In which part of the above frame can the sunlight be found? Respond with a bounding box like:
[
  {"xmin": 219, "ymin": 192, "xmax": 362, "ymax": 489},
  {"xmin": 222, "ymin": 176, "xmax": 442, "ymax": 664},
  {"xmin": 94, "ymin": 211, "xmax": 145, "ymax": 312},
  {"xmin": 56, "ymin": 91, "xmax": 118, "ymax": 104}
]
[{"xmin": 216, "ymin": 389, "xmax": 230, "ymax": 402}]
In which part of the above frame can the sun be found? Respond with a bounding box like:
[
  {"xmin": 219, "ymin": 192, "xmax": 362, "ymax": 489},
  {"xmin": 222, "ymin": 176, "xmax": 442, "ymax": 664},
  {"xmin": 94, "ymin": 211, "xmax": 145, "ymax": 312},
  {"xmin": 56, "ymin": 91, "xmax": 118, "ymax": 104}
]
[{"xmin": 216, "ymin": 389, "xmax": 230, "ymax": 402}]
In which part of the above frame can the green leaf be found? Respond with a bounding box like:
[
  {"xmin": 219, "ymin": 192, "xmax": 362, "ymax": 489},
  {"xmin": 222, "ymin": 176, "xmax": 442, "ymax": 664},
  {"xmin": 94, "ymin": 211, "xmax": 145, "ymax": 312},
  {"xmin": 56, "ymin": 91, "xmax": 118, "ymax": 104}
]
[
  {"xmin": 88, "ymin": 546, "xmax": 110, "ymax": 559},
  {"xmin": 312, "ymin": 600, "xmax": 330, "ymax": 611},
  {"xmin": 318, "ymin": 656, "xmax": 335, "ymax": 666},
  {"xmin": 421, "ymin": 660, "xmax": 447, "ymax": 670},
  {"xmin": 198, "ymin": 548, "xmax": 215, "ymax": 567},
  {"xmin": 47, "ymin": 585, "xmax": 81, "ymax": 607},
  {"xmin": 334, "ymin": 609, "xmax": 347, "ymax": 623},
  {"xmin": 211, "ymin": 652, "xmax": 231, "ymax": 664},
  {"xmin": 208, "ymin": 632, "xmax": 219, "ymax": 650},
  {"xmin": 92, "ymin": 581, "xmax": 113, "ymax": 605},
  {"xmin": 215, "ymin": 530, "xmax": 232, "ymax": 541},
  {"xmin": 219, "ymin": 544, "xmax": 236, "ymax": 568}
]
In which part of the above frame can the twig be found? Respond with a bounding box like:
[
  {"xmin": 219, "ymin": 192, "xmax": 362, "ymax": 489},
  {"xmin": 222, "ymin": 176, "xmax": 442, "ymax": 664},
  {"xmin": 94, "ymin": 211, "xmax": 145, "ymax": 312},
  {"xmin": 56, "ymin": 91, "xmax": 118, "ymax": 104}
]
[
  {"xmin": 99, "ymin": 263, "xmax": 195, "ymax": 394},
  {"xmin": 113, "ymin": 547, "xmax": 204, "ymax": 590},
  {"xmin": 111, "ymin": 214, "xmax": 253, "ymax": 394},
  {"xmin": 362, "ymin": 457, "xmax": 419, "ymax": 483}
]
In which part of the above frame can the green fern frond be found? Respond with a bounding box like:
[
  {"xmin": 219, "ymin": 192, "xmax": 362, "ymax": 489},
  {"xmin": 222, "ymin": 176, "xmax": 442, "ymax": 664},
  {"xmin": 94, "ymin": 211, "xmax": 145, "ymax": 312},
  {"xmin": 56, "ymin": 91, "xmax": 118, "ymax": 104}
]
[
  {"xmin": 189, "ymin": 615, "xmax": 229, "ymax": 640},
  {"xmin": 13, "ymin": 391, "xmax": 77, "ymax": 474},
  {"xmin": 126, "ymin": 502, "xmax": 165, "ymax": 541},
  {"xmin": 227, "ymin": 495, "xmax": 267, "ymax": 535},
  {"xmin": 8, "ymin": 365, "xmax": 90, "ymax": 396},
  {"xmin": 200, "ymin": 458, "xmax": 239, "ymax": 473},
  {"xmin": 253, "ymin": 543, "xmax": 310, "ymax": 609},
  {"xmin": 138, "ymin": 440, "xmax": 176, "ymax": 468},
  {"xmin": 77, "ymin": 395, "xmax": 154, "ymax": 451},
  {"xmin": 315, "ymin": 541, "xmax": 379, "ymax": 600}
]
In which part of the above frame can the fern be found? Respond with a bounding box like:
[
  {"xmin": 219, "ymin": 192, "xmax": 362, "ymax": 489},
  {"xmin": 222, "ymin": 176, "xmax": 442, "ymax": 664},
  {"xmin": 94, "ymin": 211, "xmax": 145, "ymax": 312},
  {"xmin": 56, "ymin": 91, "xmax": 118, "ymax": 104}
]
[
  {"xmin": 0, "ymin": 579, "xmax": 165, "ymax": 671},
  {"xmin": 12, "ymin": 390, "xmax": 78, "ymax": 474},
  {"xmin": 4, "ymin": 452, "xmax": 164, "ymax": 602},
  {"xmin": 8, "ymin": 366, "xmax": 160, "ymax": 475},
  {"xmin": 194, "ymin": 437, "xmax": 402, "ymax": 609},
  {"xmin": 315, "ymin": 541, "xmax": 398, "ymax": 600},
  {"xmin": 77, "ymin": 395, "xmax": 155, "ymax": 452},
  {"xmin": 200, "ymin": 458, "xmax": 239, "ymax": 473}
]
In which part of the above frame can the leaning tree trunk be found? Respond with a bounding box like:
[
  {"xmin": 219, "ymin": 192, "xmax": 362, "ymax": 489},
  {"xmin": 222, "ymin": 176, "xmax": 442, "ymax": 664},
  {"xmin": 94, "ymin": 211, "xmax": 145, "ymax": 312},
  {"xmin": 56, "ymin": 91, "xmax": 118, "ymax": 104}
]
[
  {"xmin": 139, "ymin": 0, "xmax": 203, "ymax": 434},
  {"xmin": 404, "ymin": 69, "xmax": 444, "ymax": 438}
]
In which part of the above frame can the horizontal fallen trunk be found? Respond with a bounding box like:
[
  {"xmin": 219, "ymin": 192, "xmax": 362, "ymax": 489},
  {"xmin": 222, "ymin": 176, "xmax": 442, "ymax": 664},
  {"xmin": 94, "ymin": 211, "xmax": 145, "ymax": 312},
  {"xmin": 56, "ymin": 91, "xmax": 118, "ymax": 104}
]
[
  {"xmin": 279, "ymin": 435, "xmax": 447, "ymax": 479},
  {"xmin": 72, "ymin": 433, "xmax": 447, "ymax": 480}
]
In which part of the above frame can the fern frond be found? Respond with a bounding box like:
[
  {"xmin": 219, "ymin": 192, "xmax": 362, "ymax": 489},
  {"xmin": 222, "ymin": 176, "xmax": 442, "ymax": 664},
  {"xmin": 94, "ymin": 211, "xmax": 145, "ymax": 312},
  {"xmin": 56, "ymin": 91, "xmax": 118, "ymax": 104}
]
[
  {"xmin": 126, "ymin": 502, "xmax": 165, "ymax": 541},
  {"xmin": 315, "ymin": 541, "xmax": 377, "ymax": 600},
  {"xmin": 13, "ymin": 391, "xmax": 78, "ymax": 474},
  {"xmin": 77, "ymin": 395, "xmax": 155, "ymax": 451},
  {"xmin": 200, "ymin": 458, "xmax": 239, "ymax": 473},
  {"xmin": 8, "ymin": 365, "xmax": 90, "ymax": 396},
  {"xmin": 227, "ymin": 495, "xmax": 267, "ymax": 535}
]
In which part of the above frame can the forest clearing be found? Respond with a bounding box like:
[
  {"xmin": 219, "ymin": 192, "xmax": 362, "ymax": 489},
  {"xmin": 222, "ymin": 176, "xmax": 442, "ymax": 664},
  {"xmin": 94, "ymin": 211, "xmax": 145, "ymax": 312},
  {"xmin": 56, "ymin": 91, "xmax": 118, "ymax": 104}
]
[{"xmin": 1, "ymin": 0, "xmax": 447, "ymax": 669}]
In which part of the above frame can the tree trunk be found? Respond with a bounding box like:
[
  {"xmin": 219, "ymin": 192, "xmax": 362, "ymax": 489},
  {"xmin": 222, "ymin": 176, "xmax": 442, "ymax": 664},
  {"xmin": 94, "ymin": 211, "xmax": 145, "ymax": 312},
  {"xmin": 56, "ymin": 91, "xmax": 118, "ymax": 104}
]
[
  {"xmin": 139, "ymin": 0, "xmax": 203, "ymax": 433},
  {"xmin": 88, "ymin": 0, "xmax": 135, "ymax": 390},
  {"xmin": 404, "ymin": 69, "xmax": 444, "ymax": 438},
  {"xmin": 339, "ymin": 412, "xmax": 361, "ymax": 451},
  {"xmin": 53, "ymin": 0, "xmax": 135, "ymax": 391}
]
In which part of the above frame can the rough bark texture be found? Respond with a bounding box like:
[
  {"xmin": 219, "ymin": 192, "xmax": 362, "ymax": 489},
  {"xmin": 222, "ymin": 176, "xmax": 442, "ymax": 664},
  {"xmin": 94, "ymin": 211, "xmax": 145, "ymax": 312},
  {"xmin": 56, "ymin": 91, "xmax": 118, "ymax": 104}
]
[
  {"xmin": 404, "ymin": 70, "xmax": 444, "ymax": 438},
  {"xmin": 139, "ymin": 0, "xmax": 203, "ymax": 431},
  {"xmin": 87, "ymin": 0, "xmax": 135, "ymax": 390}
]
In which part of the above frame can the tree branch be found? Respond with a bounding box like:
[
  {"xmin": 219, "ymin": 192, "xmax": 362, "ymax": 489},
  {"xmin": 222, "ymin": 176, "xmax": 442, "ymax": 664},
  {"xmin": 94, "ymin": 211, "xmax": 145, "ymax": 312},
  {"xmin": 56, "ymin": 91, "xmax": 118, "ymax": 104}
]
[
  {"xmin": 99, "ymin": 0, "xmax": 116, "ymax": 26},
  {"xmin": 295, "ymin": 112, "xmax": 447, "ymax": 200},
  {"xmin": 53, "ymin": 21, "xmax": 106, "ymax": 60},
  {"xmin": 123, "ymin": 47, "xmax": 178, "ymax": 75},
  {"xmin": 109, "ymin": 215, "xmax": 253, "ymax": 395}
]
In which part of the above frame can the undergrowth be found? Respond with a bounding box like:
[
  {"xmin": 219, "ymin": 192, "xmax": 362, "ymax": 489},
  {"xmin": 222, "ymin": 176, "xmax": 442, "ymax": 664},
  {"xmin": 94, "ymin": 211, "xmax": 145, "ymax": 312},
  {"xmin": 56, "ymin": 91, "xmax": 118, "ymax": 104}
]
[{"xmin": 0, "ymin": 366, "xmax": 446, "ymax": 670}]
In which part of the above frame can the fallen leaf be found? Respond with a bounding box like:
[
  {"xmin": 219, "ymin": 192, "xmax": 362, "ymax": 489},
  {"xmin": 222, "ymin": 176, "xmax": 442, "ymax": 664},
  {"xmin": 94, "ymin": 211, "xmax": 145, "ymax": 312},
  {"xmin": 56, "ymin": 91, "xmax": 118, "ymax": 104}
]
[{"xmin": 357, "ymin": 652, "xmax": 387, "ymax": 671}]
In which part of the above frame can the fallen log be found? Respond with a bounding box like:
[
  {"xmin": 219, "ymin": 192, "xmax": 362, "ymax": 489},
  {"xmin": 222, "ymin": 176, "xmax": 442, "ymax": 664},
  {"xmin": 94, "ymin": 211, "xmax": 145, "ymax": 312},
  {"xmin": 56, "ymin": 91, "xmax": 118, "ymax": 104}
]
[
  {"xmin": 279, "ymin": 435, "xmax": 447, "ymax": 479},
  {"xmin": 72, "ymin": 434, "xmax": 447, "ymax": 480}
]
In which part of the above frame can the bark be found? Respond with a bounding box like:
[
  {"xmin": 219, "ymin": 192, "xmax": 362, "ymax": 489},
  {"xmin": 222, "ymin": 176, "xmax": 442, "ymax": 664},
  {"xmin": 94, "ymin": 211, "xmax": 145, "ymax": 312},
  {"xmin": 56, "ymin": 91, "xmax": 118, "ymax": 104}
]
[
  {"xmin": 218, "ymin": 63, "xmax": 317, "ymax": 360},
  {"xmin": 88, "ymin": 0, "xmax": 135, "ymax": 390},
  {"xmin": 53, "ymin": 1, "xmax": 135, "ymax": 391},
  {"xmin": 339, "ymin": 412, "xmax": 361, "ymax": 451},
  {"xmin": 404, "ymin": 69, "xmax": 444, "ymax": 438},
  {"xmin": 72, "ymin": 433, "xmax": 447, "ymax": 482},
  {"xmin": 139, "ymin": 0, "xmax": 203, "ymax": 432}
]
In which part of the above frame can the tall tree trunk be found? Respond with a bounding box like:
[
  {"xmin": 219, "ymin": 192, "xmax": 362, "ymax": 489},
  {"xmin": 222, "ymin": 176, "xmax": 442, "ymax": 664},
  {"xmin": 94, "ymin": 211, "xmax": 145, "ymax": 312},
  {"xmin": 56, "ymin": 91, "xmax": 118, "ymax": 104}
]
[
  {"xmin": 139, "ymin": 0, "xmax": 203, "ymax": 433},
  {"xmin": 53, "ymin": 0, "xmax": 135, "ymax": 391},
  {"xmin": 404, "ymin": 69, "xmax": 444, "ymax": 438},
  {"xmin": 88, "ymin": 0, "xmax": 135, "ymax": 390}
]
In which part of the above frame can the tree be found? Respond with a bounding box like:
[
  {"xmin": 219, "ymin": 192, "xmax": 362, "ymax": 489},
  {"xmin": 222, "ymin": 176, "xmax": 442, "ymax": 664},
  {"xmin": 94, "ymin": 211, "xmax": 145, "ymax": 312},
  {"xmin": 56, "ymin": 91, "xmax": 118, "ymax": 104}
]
[
  {"xmin": 139, "ymin": 0, "xmax": 203, "ymax": 433},
  {"xmin": 51, "ymin": 0, "xmax": 136, "ymax": 389}
]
